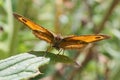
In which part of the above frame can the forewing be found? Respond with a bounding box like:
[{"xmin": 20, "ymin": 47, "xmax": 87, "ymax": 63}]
[
  {"xmin": 59, "ymin": 35, "xmax": 110, "ymax": 49},
  {"xmin": 13, "ymin": 13, "xmax": 55, "ymax": 43},
  {"xmin": 33, "ymin": 30, "xmax": 54, "ymax": 43}
]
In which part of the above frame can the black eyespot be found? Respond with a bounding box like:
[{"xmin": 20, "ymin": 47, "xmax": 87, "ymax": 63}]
[
  {"xmin": 22, "ymin": 18, "xmax": 27, "ymax": 22},
  {"xmin": 95, "ymin": 36, "xmax": 101, "ymax": 39}
]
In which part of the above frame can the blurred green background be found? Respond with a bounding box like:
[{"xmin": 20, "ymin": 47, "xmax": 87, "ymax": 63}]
[{"xmin": 0, "ymin": 0, "xmax": 120, "ymax": 80}]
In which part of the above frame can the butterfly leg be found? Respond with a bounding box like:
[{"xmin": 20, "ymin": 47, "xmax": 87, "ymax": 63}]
[
  {"xmin": 61, "ymin": 50, "xmax": 65, "ymax": 55},
  {"xmin": 57, "ymin": 49, "xmax": 62, "ymax": 55}
]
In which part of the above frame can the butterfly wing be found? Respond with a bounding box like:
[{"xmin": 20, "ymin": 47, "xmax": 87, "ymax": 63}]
[
  {"xmin": 13, "ymin": 13, "xmax": 55, "ymax": 43},
  {"xmin": 59, "ymin": 35, "xmax": 110, "ymax": 49}
]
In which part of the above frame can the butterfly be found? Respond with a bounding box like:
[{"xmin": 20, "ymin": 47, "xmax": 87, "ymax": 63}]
[{"xmin": 13, "ymin": 13, "xmax": 110, "ymax": 51}]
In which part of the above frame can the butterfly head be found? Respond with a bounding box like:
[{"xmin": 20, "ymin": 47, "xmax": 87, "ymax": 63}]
[{"xmin": 52, "ymin": 35, "xmax": 63, "ymax": 50}]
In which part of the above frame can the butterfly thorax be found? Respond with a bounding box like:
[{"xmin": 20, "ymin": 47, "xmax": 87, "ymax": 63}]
[{"xmin": 52, "ymin": 35, "xmax": 63, "ymax": 50}]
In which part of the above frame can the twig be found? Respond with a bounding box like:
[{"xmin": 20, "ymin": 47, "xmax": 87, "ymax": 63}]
[{"xmin": 95, "ymin": 0, "xmax": 120, "ymax": 34}]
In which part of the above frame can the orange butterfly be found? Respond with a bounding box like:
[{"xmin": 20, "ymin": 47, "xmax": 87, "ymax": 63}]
[{"xmin": 13, "ymin": 13, "xmax": 110, "ymax": 50}]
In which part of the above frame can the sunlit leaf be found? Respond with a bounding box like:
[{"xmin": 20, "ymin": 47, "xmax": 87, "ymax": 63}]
[{"xmin": 0, "ymin": 53, "xmax": 50, "ymax": 80}]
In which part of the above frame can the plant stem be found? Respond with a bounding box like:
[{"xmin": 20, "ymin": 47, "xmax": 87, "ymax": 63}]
[{"xmin": 6, "ymin": 0, "xmax": 18, "ymax": 56}]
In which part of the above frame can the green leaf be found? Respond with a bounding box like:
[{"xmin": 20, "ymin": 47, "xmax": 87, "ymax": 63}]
[
  {"xmin": 0, "ymin": 53, "xmax": 50, "ymax": 80},
  {"xmin": 29, "ymin": 51, "xmax": 75, "ymax": 64}
]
